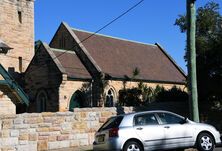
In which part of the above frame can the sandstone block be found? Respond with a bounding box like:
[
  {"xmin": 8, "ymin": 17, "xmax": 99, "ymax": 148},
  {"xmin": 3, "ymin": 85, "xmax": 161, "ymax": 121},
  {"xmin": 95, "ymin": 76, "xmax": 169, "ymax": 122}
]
[
  {"xmin": 24, "ymin": 117, "xmax": 43, "ymax": 124},
  {"xmin": 16, "ymin": 144, "xmax": 37, "ymax": 151},
  {"xmin": 36, "ymin": 128, "xmax": 49, "ymax": 132},
  {"xmin": 43, "ymin": 117, "xmax": 54, "ymax": 123},
  {"xmin": 29, "ymin": 133, "xmax": 37, "ymax": 141},
  {"xmin": 0, "ymin": 138, "xmax": 18, "ymax": 146},
  {"xmin": 10, "ymin": 130, "xmax": 19, "ymax": 137},
  {"xmin": 53, "ymin": 118, "xmax": 65, "ymax": 124},
  {"xmin": 19, "ymin": 133, "xmax": 29, "ymax": 140},
  {"xmin": 75, "ymin": 133, "xmax": 88, "ymax": 140},
  {"xmin": 38, "ymin": 136, "xmax": 48, "ymax": 140},
  {"xmin": 101, "ymin": 111, "xmax": 113, "ymax": 117},
  {"xmin": 13, "ymin": 124, "xmax": 29, "ymax": 129},
  {"xmin": 48, "ymin": 136, "xmax": 57, "ymax": 142},
  {"xmin": 19, "ymin": 140, "xmax": 28, "ymax": 145},
  {"xmin": 0, "ymin": 146, "xmax": 15, "ymax": 151},
  {"xmin": 0, "ymin": 130, "xmax": 10, "ymax": 138},
  {"xmin": 38, "ymin": 123, "xmax": 52, "ymax": 128},
  {"xmin": 61, "ymin": 123, "xmax": 72, "ymax": 131},
  {"xmin": 79, "ymin": 139, "xmax": 89, "ymax": 146},
  {"xmin": 37, "ymin": 140, "xmax": 48, "ymax": 151},
  {"xmin": 57, "ymin": 135, "xmax": 69, "ymax": 141},
  {"xmin": 70, "ymin": 140, "xmax": 79, "ymax": 147},
  {"xmin": 13, "ymin": 118, "xmax": 23, "ymax": 124},
  {"xmin": 42, "ymin": 112, "xmax": 55, "ymax": 117},
  {"xmin": 49, "ymin": 127, "xmax": 60, "ymax": 132},
  {"xmin": 48, "ymin": 140, "xmax": 70, "ymax": 150},
  {"xmin": 2, "ymin": 120, "xmax": 13, "ymax": 129},
  {"xmin": 99, "ymin": 117, "xmax": 107, "ymax": 123},
  {"xmin": 80, "ymin": 112, "xmax": 87, "ymax": 118}
]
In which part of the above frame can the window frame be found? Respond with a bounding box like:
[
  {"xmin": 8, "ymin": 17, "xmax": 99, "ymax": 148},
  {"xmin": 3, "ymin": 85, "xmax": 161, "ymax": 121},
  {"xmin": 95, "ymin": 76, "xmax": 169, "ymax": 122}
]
[
  {"xmin": 156, "ymin": 112, "xmax": 186, "ymax": 125},
  {"xmin": 133, "ymin": 113, "xmax": 160, "ymax": 126}
]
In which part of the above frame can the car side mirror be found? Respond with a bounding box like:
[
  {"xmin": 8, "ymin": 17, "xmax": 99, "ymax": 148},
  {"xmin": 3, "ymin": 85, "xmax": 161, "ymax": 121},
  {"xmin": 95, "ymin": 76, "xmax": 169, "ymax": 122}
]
[{"xmin": 180, "ymin": 117, "xmax": 188, "ymax": 124}]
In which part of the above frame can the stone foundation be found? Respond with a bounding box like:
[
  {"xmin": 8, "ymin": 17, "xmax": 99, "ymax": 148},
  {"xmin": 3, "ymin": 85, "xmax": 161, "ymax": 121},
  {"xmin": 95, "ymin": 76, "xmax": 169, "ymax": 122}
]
[
  {"xmin": 0, "ymin": 107, "xmax": 121, "ymax": 151},
  {"xmin": 0, "ymin": 104, "xmax": 188, "ymax": 151}
]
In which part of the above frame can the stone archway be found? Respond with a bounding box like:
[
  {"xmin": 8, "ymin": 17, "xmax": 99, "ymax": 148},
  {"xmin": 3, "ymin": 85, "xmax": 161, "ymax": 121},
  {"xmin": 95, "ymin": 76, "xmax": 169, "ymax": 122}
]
[
  {"xmin": 36, "ymin": 89, "xmax": 48, "ymax": 113},
  {"xmin": 69, "ymin": 90, "xmax": 84, "ymax": 111}
]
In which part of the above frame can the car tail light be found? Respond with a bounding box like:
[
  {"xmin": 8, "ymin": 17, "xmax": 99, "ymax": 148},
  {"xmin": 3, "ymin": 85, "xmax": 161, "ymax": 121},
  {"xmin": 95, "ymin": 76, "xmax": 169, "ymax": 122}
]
[{"xmin": 109, "ymin": 128, "xmax": 119, "ymax": 137}]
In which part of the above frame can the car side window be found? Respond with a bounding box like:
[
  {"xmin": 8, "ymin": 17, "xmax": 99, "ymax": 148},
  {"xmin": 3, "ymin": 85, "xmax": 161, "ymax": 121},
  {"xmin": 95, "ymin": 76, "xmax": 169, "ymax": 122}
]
[
  {"xmin": 157, "ymin": 113, "xmax": 184, "ymax": 124},
  {"xmin": 134, "ymin": 113, "xmax": 158, "ymax": 126}
]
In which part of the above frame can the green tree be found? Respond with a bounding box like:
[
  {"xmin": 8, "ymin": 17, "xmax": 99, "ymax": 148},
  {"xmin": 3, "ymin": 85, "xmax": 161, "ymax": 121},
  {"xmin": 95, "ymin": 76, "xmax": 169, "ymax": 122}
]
[{"xmin": 175, "ymin": 2, "xmax": 222, "ymax": 103}]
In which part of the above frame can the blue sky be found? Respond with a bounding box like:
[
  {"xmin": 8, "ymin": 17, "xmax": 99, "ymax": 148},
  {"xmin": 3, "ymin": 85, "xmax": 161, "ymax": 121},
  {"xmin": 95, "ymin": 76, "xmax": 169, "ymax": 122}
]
[{"xmin": 35, "ymin": 0, "xmax": 222, "ymax": 73}]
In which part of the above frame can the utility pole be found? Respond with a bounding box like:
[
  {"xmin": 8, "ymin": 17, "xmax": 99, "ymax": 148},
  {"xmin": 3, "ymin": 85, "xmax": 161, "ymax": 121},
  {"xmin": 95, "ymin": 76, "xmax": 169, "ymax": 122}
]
[{"xmin": 186, "ymin": 0, "xmax": 199, "ymax": 122}]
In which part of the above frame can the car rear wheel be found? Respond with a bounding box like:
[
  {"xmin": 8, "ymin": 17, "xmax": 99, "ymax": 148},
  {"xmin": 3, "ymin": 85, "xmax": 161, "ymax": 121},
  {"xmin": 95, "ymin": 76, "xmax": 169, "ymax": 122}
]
[
  {"xmin": 123, "ymin": 141, "xmax": 143, "ymax": 151},
  {"xmin": 197, "ymin": 132, "xmax": 215, "ymax": 151}
]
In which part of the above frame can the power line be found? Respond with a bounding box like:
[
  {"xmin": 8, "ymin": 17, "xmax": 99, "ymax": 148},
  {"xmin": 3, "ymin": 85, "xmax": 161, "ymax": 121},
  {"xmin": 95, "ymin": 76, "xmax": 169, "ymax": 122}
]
[
  {"xmin": 26, "ymin": 0, "xmax": 145, "ymax": 75},
  {"xmin": 53, "ymin": 0, "xmax": 144, "ymax": 60}
]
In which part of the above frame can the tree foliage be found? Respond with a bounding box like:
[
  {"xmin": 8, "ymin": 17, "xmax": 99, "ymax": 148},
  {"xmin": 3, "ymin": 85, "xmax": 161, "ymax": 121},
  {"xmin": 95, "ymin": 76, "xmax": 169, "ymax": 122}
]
[
  {"xmin": 175, "ymin": 2, "xmax": 222, "ymax": 102},
  {"xmin": 118, "ymin": 84, "xmax": 188, "ymax": 106}
]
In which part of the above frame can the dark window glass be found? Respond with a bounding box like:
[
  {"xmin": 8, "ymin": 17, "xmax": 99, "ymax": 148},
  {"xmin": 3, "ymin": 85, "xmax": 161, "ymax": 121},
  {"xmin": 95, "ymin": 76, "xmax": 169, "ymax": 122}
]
[
  {"xmin": 134, "ymin": 113, "xmax": 158, "ymax": 126},
  {"xmin": 18, "ymin": 11, "xmax": 22, "ymax": 23},
  {"xmin": 98, "ymin": 116, "xmax": 123, "ymax": 131},
  {"xmin": 158, "ymin": 113, "xmax": 184, "ymax": 124},
  {"xmin": 18, "ymin": 57, "xmax": 23, "ymax": 72}
]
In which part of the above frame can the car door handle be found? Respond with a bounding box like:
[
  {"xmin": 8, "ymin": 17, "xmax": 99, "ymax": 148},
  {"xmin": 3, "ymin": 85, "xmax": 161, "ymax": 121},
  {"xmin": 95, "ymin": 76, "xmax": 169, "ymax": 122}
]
[
  {"xmin": 164, "ymin": 126, "xmax": 170, "ymax": 129},
  {"xmin": 136, "ymin": 127, "xmax": 143, "ymax": 130}
]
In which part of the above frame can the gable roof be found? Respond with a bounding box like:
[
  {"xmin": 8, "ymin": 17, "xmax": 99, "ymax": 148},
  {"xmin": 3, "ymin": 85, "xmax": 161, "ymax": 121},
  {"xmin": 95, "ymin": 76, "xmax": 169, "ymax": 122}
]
[
  {"xmin": 39, "ymin": 43, "xmax": 91, "ymax": 80},
  {"xmin": 51, "ymin": 48, "xmax": 91, "ymax": 80},
  {"xmin": 69, "ymin": 28, "xmax": 186, "ymax": 84}
]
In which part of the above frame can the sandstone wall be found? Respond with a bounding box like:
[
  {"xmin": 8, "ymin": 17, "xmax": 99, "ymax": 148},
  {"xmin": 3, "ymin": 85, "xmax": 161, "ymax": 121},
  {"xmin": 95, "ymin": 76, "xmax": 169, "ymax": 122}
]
[
  {"xmin": 0, "ymin": 104, "xmax": 188, "ymax": 151},
  {"xmin": 59, "ymin": 79, "xmax": 89, "ymax": 112},
  {"xmin": 0, "ymin": 108, "xmax": 121, "ymax": 151},
  {"xmin": 0, "ymin": 0, "xmax": 34, "ymax": 73},
  {"xmin": 0, "ymin": 91, "xmax": 16, "ymax": 115}
]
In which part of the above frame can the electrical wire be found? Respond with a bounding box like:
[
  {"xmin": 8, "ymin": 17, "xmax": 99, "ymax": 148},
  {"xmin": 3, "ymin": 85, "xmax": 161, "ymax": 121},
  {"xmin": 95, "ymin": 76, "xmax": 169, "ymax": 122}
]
[{"xmin": 25, "ymin": 0, "xmax": 145, "ymax": 75}]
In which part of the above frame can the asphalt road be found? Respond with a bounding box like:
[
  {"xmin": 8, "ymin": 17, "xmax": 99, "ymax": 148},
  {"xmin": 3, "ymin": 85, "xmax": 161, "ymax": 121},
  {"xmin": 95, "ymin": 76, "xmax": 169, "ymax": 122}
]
[
  {"xmin": 50, "ymin": 146, "xmax": 222, "ymax": 151},
  {"xmin": 215, "ymin": 147, "xmax": 222, "ymax": 151}
]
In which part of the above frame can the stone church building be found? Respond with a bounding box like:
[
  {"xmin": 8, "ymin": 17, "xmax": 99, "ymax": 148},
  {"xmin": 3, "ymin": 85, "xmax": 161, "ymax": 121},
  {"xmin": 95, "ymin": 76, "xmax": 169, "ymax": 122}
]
[
  {"xmin": 25, "ymin": 22, "xmax": 186, "ymax": 112},
  {"xmin": 0, "ymin": 0, "xmax": 186, "ymax": 113}
]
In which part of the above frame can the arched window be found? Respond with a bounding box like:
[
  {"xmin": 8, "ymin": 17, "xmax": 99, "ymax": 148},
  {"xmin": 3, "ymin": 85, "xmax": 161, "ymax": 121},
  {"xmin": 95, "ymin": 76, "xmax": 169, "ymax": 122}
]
[
  {"xmin": 69, "ymin": 90, "xmax": 84, "ymax": 111},
  {"xmin": 36, "ymin": 90, "xmax": 47, "ymax": 112},
  {"xmin": 105, "ymin": 88, "xmax": 116, "ymax": 107}
]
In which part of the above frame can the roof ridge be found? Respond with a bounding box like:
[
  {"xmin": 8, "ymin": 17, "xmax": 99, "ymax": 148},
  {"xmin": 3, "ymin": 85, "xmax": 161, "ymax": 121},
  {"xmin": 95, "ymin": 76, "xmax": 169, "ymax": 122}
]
[
  {"xmin": 51, "ymin": 48, "xmax": 76, "ymax": 54},
  {"xmin": 71, "ymin": 27, "xmax": 157, "ymax": 47}
]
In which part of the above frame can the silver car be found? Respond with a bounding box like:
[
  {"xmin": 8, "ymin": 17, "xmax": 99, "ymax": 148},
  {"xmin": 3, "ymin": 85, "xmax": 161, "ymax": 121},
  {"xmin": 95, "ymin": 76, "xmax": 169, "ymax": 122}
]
[{"xmin": 93, "ymin": 110, "xmax": 221, "ymax": 151}]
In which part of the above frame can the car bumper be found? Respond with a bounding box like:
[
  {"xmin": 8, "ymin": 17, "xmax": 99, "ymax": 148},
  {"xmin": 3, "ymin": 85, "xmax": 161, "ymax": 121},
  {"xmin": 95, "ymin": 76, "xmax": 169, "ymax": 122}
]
[
  {"xmin": 93, "ymin": 137, "xmax": 123, "ymax": 151},
  {"xmin": 215, "ymin": 134, "xmax": 222, "ymax": 147}
]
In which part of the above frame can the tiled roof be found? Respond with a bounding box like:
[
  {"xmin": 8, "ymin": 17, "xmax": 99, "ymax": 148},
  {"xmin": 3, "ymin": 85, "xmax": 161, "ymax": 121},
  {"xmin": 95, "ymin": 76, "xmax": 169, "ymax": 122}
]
[
  {"xmin": 71, "ymin": 29, "xmax": 186, "ymax": 83},
  {"xmin": 51, "ymin": 48, "xmax": 91, "ymax": 80}
]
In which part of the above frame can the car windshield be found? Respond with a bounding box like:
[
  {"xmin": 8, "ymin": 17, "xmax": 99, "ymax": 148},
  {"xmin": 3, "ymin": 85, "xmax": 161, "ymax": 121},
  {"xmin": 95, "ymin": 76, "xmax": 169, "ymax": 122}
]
[{"xmin": 98, "ymin": 116, "xmax": 123, "ymax": 132}]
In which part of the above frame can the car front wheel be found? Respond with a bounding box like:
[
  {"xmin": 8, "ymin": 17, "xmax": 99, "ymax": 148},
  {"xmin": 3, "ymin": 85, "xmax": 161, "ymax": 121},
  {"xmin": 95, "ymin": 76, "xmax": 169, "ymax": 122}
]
[
  {"xmin": 197, "ymin": 132, "xmax": 215, "ymax": 151},
  {"xmin": 123, "ymin": 141, "xmax": 143, "ymax": 151}
]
